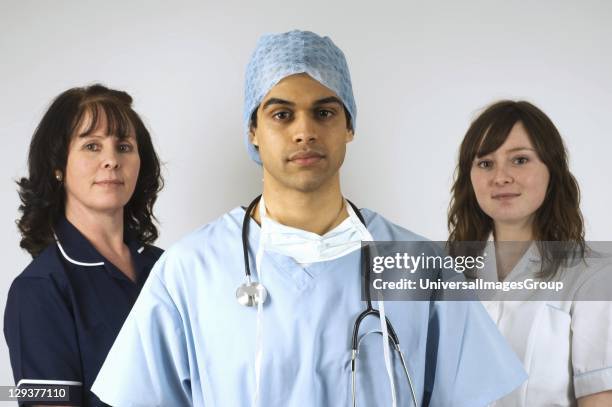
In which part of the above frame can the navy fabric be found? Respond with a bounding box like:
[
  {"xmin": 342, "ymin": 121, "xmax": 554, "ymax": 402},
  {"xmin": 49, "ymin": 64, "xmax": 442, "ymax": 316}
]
[{"xmin": 4, "ymin": 217, "xmax": 162, "ymax": 406}]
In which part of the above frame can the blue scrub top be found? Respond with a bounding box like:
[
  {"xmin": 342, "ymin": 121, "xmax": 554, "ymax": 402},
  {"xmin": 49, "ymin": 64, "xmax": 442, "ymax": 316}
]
[
  {"xmin": 4, "ymin": 217, "xmax": 163, "ymax": 406},
  {"xmin": 93, "ymin": 207, "xmax": 527, "ymax": 406}
]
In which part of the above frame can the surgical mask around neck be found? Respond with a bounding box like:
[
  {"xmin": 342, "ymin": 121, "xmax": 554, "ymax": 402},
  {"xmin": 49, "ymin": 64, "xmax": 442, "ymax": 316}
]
[
  {"xmin": 253, "ymin": 196, "xmax": 398, "ymax": 407},
  {"xmin": 258, "ymin": 195, "xmax": 369, "ymax": 264}
]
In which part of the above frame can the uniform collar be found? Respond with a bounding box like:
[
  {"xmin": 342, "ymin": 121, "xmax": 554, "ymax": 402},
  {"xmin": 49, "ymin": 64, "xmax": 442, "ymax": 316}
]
[
  {"xmin": 481, "ymin": 237, "xmax": 541, "ymax": 283},
  {"xmin": 54, "ymin": 217, "xmax": 145, "ymax": 267}
]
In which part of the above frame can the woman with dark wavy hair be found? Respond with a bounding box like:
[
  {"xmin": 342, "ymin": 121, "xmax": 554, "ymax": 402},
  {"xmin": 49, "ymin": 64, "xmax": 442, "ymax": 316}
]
[
  {"xmin": 448, "ymin": 100, "xmax": 612, "ymax": 406},
  {"xmin": 4, "ymin": 84, "xmax": 164, "ymax": 406}
]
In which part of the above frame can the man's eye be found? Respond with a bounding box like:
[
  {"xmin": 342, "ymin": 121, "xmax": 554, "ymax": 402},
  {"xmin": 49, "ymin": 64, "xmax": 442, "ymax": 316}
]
[
  {"xmin": 317, "ymin": 109, "xmax": 333, "ymax": 119},
  {"xmin": 85, "ymin": 143, "xmax": 100, "ymax": 151},
  {"xmin": 273, "ymin": 111, "xmax": 291, "ymax": 120}
]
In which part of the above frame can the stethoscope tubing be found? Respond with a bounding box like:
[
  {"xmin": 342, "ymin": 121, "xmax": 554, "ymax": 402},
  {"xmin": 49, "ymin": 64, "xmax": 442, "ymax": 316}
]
[{"xmin": 241, "ymin": 195, "xmax": 418, "ymax": 407}]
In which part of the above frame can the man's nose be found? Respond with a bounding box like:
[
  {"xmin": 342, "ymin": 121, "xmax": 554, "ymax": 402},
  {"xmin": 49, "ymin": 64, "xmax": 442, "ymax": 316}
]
[{"xmin": 291, "ymin": 115, "xmax": 318, "ymax": 144}]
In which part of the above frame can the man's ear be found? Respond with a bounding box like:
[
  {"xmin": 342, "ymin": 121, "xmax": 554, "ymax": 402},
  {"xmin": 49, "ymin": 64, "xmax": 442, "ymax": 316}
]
[
  {"xmin": 250, "ymin": 128, "xmax": 259, "ymax": 147},
  {"xmin": 345, "ymin": 128, "xmax": 354, "ymax": 143}
]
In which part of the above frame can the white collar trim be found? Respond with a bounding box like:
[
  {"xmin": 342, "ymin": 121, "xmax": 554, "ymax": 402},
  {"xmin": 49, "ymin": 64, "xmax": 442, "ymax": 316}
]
[{"xmin": 54, "ymin": 233, "xmax": 105, "ymax": 267}]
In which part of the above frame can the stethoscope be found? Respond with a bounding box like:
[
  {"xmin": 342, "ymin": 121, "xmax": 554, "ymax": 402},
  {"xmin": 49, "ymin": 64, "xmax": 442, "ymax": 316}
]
[{"xmin": 235, "ymin": 195, "xmax": 418, "ymax": 407}]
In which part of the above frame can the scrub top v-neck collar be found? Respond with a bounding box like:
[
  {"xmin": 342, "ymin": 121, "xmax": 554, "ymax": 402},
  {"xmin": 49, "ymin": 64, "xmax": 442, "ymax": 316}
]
[{"xmin": 241, "ymin": 207, "xmax": 362, "ymax": 292}]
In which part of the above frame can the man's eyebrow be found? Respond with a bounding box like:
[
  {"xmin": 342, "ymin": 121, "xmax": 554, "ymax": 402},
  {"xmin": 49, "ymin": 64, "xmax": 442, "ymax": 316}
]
[
  {"xmin": 262, "ymin": 98, "xmax": 295, "ymax": 110},
  {"xmin": 313, "ymin": 96, "xmax": 343, "ymax": 107}
]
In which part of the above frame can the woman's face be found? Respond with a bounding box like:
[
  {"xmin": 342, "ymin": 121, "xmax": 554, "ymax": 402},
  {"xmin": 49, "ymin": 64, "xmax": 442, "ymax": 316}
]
[
  {"xmin": 470, "ymin": 121, "xmax": 550, "ymax": 232},
  {"xmin": 63, "ymin": 111, "xmax": 140, "ymax": 217}
]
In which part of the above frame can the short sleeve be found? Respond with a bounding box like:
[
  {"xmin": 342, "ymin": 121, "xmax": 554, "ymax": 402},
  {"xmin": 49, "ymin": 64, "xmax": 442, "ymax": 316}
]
[
  {"xmin": 571, "ymin": 261, "xmax": 612, "ymax": 398},
  {"xmin": 92, "ymin": 262, "xmax": 192, "ymax": 407},
  {"xmin": 426, "ymin": 301, "xmax": 527, "ymax": 407},
  {"xmin": 3, "ymin": 277, "xmax": 83, "ymax": 404}
]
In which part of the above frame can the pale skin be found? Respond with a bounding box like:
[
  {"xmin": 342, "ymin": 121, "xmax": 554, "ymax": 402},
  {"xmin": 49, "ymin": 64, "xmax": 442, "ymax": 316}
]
[
  {"xmin": 35, "ymin": 113, "xmax": 140, "ymax": 406},
  {"xmin": 249, "ymin": 73, "xmax": 354, "ymax": 235},
  {"xmin": 470, "ymin": 122, "xmax": 550, "ymax": 279},
  {"xmin": 62, "ymin": 112, "xmax": 140, "ymax": 282},
  {"xmin": 470, "ymin": 122, "xmax": 612, "ymax": 404},
  {"xmin": 578, "ymin": 392, "xmax": 612, "ymax": 407}
]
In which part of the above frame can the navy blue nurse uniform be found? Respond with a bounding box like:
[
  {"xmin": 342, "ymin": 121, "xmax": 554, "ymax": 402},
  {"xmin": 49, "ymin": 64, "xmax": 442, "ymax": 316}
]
[{"xmin": 4, "ymin": 217, "xmax": 163, "ymax": 406}]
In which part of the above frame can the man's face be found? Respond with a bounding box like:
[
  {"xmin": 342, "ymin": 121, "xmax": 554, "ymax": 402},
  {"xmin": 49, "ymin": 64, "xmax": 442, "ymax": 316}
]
[{"xmin": 250, "ymin": 73, "xmax": 354, "ymax": 194}]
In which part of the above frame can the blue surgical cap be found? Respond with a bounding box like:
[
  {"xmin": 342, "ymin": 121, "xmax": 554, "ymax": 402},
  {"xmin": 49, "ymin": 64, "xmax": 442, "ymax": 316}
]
[{"xmin": 243, "ymin": 30, "xmax": 357, "ymax": 165}]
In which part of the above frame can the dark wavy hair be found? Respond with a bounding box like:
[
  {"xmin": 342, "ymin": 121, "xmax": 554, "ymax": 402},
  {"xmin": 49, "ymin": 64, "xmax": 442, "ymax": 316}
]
[
  {"xmin": 448, "ymin": 100, "xmax": 584, "ymax": 278},
  {"xmin": 17, "ymin": 84, "xmax": 163, "ymax": 257}
]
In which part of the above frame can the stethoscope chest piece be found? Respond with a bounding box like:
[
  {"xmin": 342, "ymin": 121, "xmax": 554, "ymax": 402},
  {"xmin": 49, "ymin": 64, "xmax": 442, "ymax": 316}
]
[{"xmin": 236, "ymin": 280, "xmax": 268, "ymax": 307}]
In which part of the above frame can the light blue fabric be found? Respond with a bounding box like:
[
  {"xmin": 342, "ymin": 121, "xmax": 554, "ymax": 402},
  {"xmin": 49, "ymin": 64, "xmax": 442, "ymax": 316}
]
[
  {"xmin": 92, "ymin": 208, "xmax": 526, "ymax": 406},
  {"xmin": 243, "ymin": 30, "xmax": 357, "ymax": 165}
]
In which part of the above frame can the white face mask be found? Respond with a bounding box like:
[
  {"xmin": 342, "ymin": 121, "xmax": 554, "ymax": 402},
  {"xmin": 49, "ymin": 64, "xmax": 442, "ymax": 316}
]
[{"xmin": 258, "ymin": 195, "xmax": 371, "ymax": 264}]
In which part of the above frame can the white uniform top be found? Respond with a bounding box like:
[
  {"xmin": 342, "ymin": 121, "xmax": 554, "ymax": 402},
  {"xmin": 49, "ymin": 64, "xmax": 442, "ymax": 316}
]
[{"xmin": 481, "ymin": 244, "xmax": 612, "ymax": 406}]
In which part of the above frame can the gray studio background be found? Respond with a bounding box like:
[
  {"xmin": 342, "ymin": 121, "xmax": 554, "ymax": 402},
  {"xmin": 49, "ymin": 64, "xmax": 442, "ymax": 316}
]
[{"xmin": 1, "ymin": 0, "xmax": 611, "ymax": 397}]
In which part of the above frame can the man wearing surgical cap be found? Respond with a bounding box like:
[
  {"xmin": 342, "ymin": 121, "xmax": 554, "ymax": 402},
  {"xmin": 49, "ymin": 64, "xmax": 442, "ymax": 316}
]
[{"xmin": 93, "ymin": 30, "xmax": 526, "ymax": 406}]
